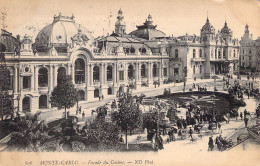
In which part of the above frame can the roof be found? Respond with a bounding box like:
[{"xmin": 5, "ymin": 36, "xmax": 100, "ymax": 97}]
[
  {"xmin": 35, "ymin": 14, "xmax": 93, "ymax": 49},
  {"xmin": 129, "ymin": 14, "xmax": 166, "ymax": 40},
  {"xmin": 129, "ymin": 28, "xmax": 166, "ymax": 40},
  {"xmin": 201, "ymin": 17, "xmax": 215, "ymax": 34},
  {"xmin": 0, "ymin": 29, "xmax": 20, "ymax": 52}
]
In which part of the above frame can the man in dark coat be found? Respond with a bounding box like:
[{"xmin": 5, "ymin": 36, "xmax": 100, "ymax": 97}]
[{"xmin": 208, "ymin": 136, "xmax": 214, "ymax": 151}]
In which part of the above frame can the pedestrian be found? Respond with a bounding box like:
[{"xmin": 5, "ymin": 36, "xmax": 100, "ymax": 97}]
[
  {"xmin": 217, "ymin": 122, "xmax": 222, "ymax": 134},
  {"xmin": 157, "ymin": 134, "xmax": 164, "ymax": 150},
  {"xmin": 99, "ymin": 96, "xmax": 101, "ymax": 101},
  {"xmin": 235, "ymin": 111, "xmax": 239, "ymax": 120},
  {"xmin": 244, "ymin": 117, "xmax": 249, "ymax": 128},
  {"xmin": 102, "ymin": 95, "xmax": 104, "ymax": 100},
  {"xmin": 243, "ymin": 109, "xmax": 247, "ymax": 119},
  {"xmin": 188, "ymin": 127, "xmax": 193, "ymax": 139},
  {"xmin": 119, "ymin": 135, "xmax": 124, "ymax": 143},
  {"xmin": 240, "ymin": 112, "xmax": 243, "ymax": 120},
  {"xmin": 79, "ymin": 106, "xmax": 82, "ymax": 114},
  {"xmin": 226, "ymin": 112, "xmax": 230, "ymax": 124},
  {"xmin": 208, "ymin": 136, "xmax": 214, "ymax": 151},
  {"xmin": 82, "ymin": 111, "xmax": 85, "ymax": 121}
]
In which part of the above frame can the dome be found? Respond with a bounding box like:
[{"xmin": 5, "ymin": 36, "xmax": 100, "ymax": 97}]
[
  {"xmin": 35, "ymin": 14, "xmax": 94, "ymax": 50},
  {"xmin": 220, "ymin": 21, "xmax": 232, "ymax": 36},
  {"xmin": 0, "ymin": 29, "xmax": 20, "ymax": 52},
  {"xmin": 129, "ymin": 14, "xmax": 166, "ymax": 40},
  {"xmin": 201, "ymin": 17, "xmax": 215, "ymax": 34}
]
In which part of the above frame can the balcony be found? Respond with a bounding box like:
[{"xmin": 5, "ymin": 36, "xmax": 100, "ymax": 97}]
[{"xmin": 191, "ymin": 57, "xmax": 206, "ymax": 62}]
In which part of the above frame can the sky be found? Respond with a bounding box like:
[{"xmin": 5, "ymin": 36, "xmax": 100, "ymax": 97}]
[{"xmin": 1, "ymin": 0, "xmax": 260, "ymax": 41}]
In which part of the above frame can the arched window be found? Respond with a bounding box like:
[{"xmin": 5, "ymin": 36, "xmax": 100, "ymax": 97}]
[
  {"xmin": 39, "ymin": 95, "xmax": 48, "ymax": 109},
  {"xmin": 218, "ymin": 50, "xmax": 221, "ymax": 59},
  {"xmin": 58, "ymin": 67, "xmax": 66, "ymax": 77},
  {"xmin": 75, "ymin": 58, "xmax": 85, "ymax": 84},
  {"xmin": 223, "ymin": 49, "xmax": 226, "ymax": 59},
  {"xmin": 22, "ymin": 97, "xmax": 30, "ymax": 112},
  {"xmin": 128, "ymin": 65, "xmax": 134, "ymax": 79},
  {"xmin": 108, "ymin": 87, "xmax": 113, "ymax": 95},
  {"xmin": 93, "ymin": 66, "xmax": 100, "ymax": 82},
  {"xmin": 141, "ymin": 64, "xmax": 146, "ymax": 78},
  {"xmin": 38, "ymin": 68, "xmax": 48, "ymax": 87},
  {"xmin": 175, "ymin": 49, "xmax": 178, "ymax": 58},
  {"xmin": 94, "ymin": 88, "xmax": 99, "ymax": 98},
  {"xmin": 77, "ymin": 90, "xmax": 85, "ymax": 101},
  {"xmin": 153, "ymin": 64, "xmax": 157, "ymax": 77},
  {"xmin": 107, "ymin": 65, "xmax": 113, "ymax": 81}
]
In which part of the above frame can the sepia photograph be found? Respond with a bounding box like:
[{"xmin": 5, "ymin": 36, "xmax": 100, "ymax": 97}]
[{"xmin": 0, "ymin": 0, "xmax": 259, "ymax": 165}]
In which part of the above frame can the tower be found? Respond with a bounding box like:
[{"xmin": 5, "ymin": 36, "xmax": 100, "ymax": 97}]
[{"xmin": 115, "ymin": 9, "xmax": 126, "ymax": 35}]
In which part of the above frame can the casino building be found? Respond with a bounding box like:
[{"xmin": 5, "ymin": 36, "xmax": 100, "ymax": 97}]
[
  {"xmin": 1, "ymin": 10, "xmax": 169, "ymax": 113},
  {"xmin": 168, "ymin": 17, "xmax": 240, "ymax": 82}
]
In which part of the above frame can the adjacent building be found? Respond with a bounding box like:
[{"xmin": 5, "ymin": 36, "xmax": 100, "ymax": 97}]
[
  {"xmin": 239, "ymin": 24, "xmax": 260, "ymax": 72},
  {"xmin": 168, "ymin": 17, "xmax": 240, "ymax": 82}
]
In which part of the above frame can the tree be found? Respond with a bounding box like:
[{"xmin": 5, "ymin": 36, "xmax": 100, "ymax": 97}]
[
  {"xmin": 7, "ymin": 112, "xmax": 51, "ymax": 152},
  {"xmin": 111, "ymin": 91, "xmax": 142, "ymax": 149},
  {"xmin": 50, "ymin": 73, "xmax": 77, "ymax": 119},
  {"xmin": 0, "ymin": 51, "xmax": 12, "ymax": 120}
]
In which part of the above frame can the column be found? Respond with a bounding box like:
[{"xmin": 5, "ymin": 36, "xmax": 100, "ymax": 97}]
[
  {"xmin": 135, "ymin": 63, "xmax": 138, "ymax": 80},
  {"xmin": 138, "ymin": 63, "xmax": 141, "ymax": 81},
  {"xmin": 113, "ymin": 63, "xmax": 116, "ymax": 83},
  {"xmin": 71, "ymin": 64, "xmax": 75, "ymax": 84},
  {"xmin": 159, "ymin": 62, "xmax": 162, "ymax": 83},
  {"xmin": 14, "ymin": 66, "xmax": 18, "ymax": 93},
  {"xmin": 85, "ymin": 64, "xmax": 88, "ymax": 87},
  {"xmin": 90, "ymin": 64, "xmax": 93, "ymax": 86},
  {"xmin": 53, "ymin": 65, "xmax": 57, "ymax": 87},
  {"xmin": 124, "ymin": 64, "xmax": 127, "ymax": 84},
  {"xmin": 31, "ymin": 66, "xmax": 34, "ymax": 91},
  {"xmin": 49, "ymin": 65, "xmax": 53, "ymax": 92},
  {"xmin": 34, "ymin": 66, "xmax": 38, "ymax": 91},
  {"xmin": 104, "ymin": 64, "xmax": 107, "ymax": 84},
  {"xmin": 147, "ymin": 62, "xmax": 150, "ymax": 86},
  {"xmin": 67, "ymin": 64, "xmax": 71, "ymax": 75},
  {"xmin": 100, "ymin": 63, "xmax": 103, "ymax": 85}
]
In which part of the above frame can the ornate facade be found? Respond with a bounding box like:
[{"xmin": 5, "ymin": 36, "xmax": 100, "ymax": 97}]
[
  {"xmin": 2, "ymin": 10, "xmax": 169, "ymax": 113},
  {"xmin": 239, "ymin": 24, "xmax": 260, "ymax": 72},
  {"xmin": 168, "ymin": 17, "xmax": 240, "ymax": 82}
]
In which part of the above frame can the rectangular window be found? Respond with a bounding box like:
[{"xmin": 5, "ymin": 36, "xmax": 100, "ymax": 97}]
[
  {"xmin": 108, "ymin": 87, "xmax": 112, "ymax": 95},
  {"xmin": 23, "ymin": 76, "xmax": 31, "ymax": 89},
  {"xmin": 175, "ymin": 49, "xmax": 178, "ymax": 58},
  {"xmin": 119, "ymin": 71, "xmax": 124, "ymax": 80},
  {"xmin": 163, "ymin": 68, "xmax": 167, "ymax": 77},
  {"xmin": 193, "ymin": 49, "xmax": 196, "ymax": 58},
  {"xmin": 174, "ymin": 68, "xmax": 179, "ymax": 75}
]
